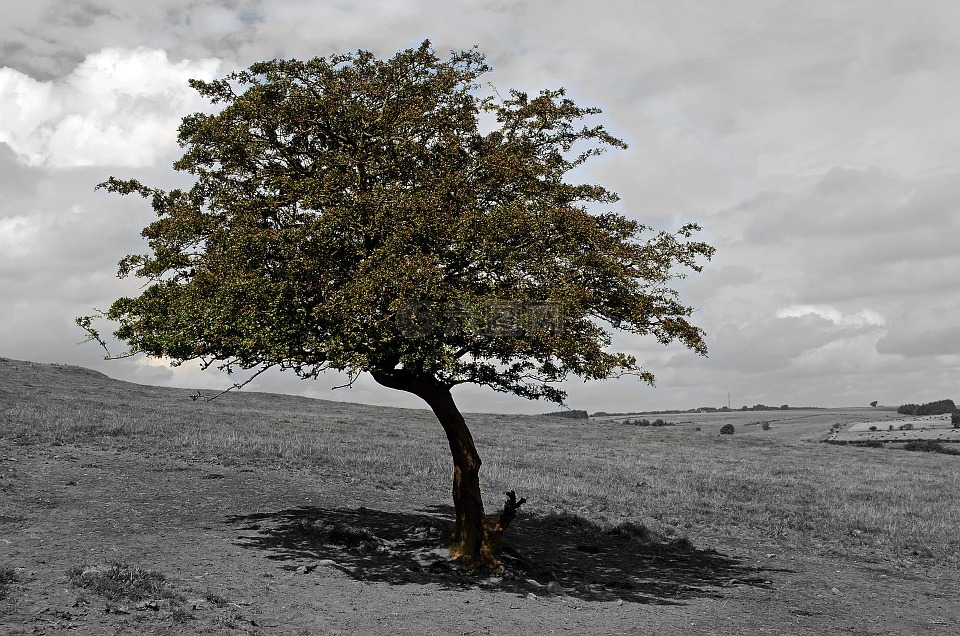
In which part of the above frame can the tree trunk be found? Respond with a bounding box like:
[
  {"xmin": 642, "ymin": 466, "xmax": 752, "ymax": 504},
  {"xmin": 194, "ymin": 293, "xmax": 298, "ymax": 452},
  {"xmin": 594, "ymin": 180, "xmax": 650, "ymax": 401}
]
[
  {"xmin": 419, "ymin": 385, "xmax": 487, "ymax": 565},
  {"xmin": 370, "ymin": 368, "xmax": 522, "ymax": 568}
]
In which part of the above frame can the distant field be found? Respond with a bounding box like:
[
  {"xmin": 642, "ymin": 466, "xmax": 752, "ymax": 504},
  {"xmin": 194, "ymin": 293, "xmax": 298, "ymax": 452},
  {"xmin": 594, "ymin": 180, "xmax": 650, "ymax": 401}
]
[
  {"xmin": 830, "ymin": 413, "xmax": 960, "ymax": 443},
  {"xmin": 591, "ymin": 407, "xmax": 893, "ymax": 444},
  {"xmin": 597, "ymin": 408, "xmax": 960, "ymax": 444}
]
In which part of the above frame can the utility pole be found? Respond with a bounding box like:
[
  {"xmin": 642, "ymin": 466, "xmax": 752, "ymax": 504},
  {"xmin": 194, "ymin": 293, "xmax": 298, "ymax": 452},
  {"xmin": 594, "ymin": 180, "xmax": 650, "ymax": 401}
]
[{"xmin": 728, "ymin": 392, "xmax": 731, "ymax": 410}]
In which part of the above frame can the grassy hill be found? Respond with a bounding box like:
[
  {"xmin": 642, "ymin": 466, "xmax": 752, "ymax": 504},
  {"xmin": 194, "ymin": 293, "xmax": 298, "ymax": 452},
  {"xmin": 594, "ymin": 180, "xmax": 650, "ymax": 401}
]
[
  {"xmin": 3, "ymin": 356, "xmax": 960, "ymax": 633},
  {"xmin": 2, "ymin": 355, "xmax": 958, "ymax": 565}
]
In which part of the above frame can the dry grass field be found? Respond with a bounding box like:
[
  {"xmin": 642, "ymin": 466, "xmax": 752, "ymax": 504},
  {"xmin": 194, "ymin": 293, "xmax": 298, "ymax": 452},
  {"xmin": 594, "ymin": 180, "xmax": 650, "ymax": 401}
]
[{"xmin": 1, "ymin": 356, "xmax": 959, "ymax": 634}]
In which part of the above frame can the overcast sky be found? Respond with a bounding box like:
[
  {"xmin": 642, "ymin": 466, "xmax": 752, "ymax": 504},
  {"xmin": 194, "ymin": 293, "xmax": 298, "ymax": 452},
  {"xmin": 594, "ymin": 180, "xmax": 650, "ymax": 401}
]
[{"xmin": 2, "ymin": 0, "xmax": 958, "ymax": 414}]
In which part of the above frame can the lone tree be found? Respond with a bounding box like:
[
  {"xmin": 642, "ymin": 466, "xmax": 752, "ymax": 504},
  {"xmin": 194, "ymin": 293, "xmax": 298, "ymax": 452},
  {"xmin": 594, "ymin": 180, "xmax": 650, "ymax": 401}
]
[{"xmin": 80, "ymin": 42, "xmax": 714, "ymax": 568}]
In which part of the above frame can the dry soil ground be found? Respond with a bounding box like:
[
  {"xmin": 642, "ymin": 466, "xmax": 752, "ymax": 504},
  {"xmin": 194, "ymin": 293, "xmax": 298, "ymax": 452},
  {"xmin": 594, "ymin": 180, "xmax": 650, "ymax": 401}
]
[
  {"xmin": 1, "ymin": 360, "xmax": 958, "ymax": 635},
  {"xmin": 3, "ymin": 440, "xmax": 958, "ymax": 636}
]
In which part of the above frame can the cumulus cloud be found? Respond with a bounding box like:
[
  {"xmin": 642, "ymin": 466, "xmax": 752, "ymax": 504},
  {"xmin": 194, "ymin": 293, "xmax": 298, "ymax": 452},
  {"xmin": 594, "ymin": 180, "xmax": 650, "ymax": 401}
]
[
  {"xmin": 0, "ymin": 47, "xmax": 221, "ymax": 168},
  {"xmin": 776, "ymin": 305, "xmax": 886, "ymax": 328}
]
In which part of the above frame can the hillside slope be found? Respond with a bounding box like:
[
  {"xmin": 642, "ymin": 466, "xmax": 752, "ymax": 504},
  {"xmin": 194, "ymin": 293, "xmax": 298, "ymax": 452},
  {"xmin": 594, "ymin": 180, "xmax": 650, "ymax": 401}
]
[{"xmin": 1, "ymin": 357, "xmax": 959, "ymax": 634}]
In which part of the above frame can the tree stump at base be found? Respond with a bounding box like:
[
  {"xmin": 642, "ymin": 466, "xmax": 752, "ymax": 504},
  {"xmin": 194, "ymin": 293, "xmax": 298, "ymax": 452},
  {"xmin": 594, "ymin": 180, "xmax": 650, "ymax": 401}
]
[{"xmin": 480, "ymin": 490, "xmax": 527, "ymax": 567}]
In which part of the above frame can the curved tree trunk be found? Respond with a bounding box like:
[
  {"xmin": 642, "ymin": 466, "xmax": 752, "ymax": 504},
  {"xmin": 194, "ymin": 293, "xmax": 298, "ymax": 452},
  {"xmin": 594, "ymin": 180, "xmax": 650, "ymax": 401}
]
[
  {"xmin": 419, "ymin": 385, "xmax": 487, "ymax": 564},
  {"xmin": 370, "ymin": 368, "xmax": 521, "ymax": 568}
]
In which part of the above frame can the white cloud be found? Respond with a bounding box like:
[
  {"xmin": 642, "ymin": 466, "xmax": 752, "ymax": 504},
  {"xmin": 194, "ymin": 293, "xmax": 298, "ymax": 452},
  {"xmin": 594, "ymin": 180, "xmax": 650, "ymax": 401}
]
[
  {"xmin": 0, "ymin": 47, "xmax": 221, "ymax": 168},
  {"xmin": 776, "ymin": 305, "xmax": 887, "ymax": 328}
]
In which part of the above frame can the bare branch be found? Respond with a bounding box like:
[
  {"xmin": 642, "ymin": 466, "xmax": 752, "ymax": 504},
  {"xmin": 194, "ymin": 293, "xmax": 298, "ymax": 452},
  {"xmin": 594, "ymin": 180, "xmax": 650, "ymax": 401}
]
[
  {"xmin": 190, "ymin": 364, "xmax": 275, "ymax": 402},
  {"xmin": 75, "ymin": 314, "xmax": 135, "ymax": 360},
  {"xmin": 331, "ymin": 369, "xmax": 362, "ymax": 391}
]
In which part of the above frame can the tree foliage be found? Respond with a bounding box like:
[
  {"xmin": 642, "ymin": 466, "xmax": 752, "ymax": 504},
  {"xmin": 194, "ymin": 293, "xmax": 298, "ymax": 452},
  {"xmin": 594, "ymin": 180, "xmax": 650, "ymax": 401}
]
[
  {"xmin": 85, "ymin": 41, "xmax": 713, "ymax": 401},
  {"xmin": 81, "ymin": 42, "xmax": 714, "ymax": 566}
]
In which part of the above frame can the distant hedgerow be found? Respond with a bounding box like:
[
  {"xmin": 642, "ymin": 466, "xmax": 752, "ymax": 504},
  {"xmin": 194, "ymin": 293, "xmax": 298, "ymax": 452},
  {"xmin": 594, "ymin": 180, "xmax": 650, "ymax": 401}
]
[
  {"xmin": 903, "ymin": 440, "xmax": 960, "ymax": 456},
  {"xmin": 542, "ymin": 410, "xmax": 589, "ymax": 420}
]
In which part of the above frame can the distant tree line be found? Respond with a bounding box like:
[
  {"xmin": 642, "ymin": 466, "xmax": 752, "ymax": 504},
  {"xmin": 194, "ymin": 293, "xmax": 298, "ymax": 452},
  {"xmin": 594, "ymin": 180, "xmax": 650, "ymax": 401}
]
[
  {"xmin": 738, "ymin": 404, "xmax": 790, "ymax": 411},
  {"xmin": 592, "ymin": 404, "xmax": 820, "ymax": 417},
  {"xmin": 594, "ymin": 408, "xmax": 705, "ymax": 416},
  {"xmin": 540, "ymin": 410, "xmax": 589, "ymax": 420},
  {"xmin": 897, "ymin": 399, "xmax": 957, "ymax": 416},
  {"xmin": 622, "ymin": 418, "xmax": 675, "ymax": 427}
]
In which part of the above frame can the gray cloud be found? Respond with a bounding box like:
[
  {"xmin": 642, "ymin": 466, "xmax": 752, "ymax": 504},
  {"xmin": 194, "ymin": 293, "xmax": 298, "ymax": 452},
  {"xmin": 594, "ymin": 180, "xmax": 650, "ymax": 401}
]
[
  {"xmin": 876, "ymin": 301, "xmax": 960, "ymax": 357},
  {"xmin": 2, "ymin": 1, "xmax": 960, "ymax": 413},
  {"xmin": 701, "ymin": 313, "xmax": 883, "ymax": 375}
]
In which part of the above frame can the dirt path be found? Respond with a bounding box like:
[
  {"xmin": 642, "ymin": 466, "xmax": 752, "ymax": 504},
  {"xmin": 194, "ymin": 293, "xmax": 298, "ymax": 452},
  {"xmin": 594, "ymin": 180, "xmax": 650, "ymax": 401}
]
[{"xmin": 1, "ymin": 438, "xmax": 957, "ymax": 635}]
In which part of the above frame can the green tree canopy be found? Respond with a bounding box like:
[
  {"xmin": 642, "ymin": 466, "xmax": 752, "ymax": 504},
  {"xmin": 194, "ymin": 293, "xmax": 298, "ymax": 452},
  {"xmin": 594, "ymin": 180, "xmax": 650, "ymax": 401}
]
[{"xmin": 81, "ymin": 41, "xmax": 714, "ymax": 567}]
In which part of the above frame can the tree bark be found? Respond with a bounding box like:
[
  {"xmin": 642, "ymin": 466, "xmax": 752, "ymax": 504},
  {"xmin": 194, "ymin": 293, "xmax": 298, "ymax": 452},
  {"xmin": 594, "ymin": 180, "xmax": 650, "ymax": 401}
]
[
  {"xmin": 419, "ymin": 383, "xmax": 487, "ymax": 564},
  {"xmin": 370, "ymin": 368, "xmax": 516, "ymax": 568}
]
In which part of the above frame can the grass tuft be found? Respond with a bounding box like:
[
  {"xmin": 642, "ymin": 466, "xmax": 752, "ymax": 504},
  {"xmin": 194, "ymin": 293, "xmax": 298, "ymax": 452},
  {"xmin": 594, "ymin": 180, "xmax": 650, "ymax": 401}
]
[
  {"xmin": 605, "ymin": 521, "xmax": 654, "ymax": 543},
  {"xmin": 0, "ymin": 567, "xmax": 17, "ymax": 600},
  {"xmin": 67, "ymin": 562, "xmax": 183, "ymax": 603}
]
